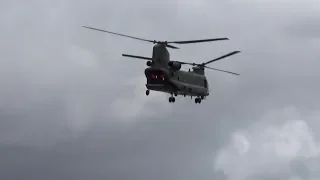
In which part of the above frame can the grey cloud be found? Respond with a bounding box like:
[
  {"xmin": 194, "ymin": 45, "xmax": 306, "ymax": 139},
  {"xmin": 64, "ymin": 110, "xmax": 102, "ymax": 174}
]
[
  {"xmin": 1, "ymin": 0, "xmax": 320, "ymax": 179},
  {"xmin": 0, "ymin": 118, "xmax": 223, "ymax": 180}
]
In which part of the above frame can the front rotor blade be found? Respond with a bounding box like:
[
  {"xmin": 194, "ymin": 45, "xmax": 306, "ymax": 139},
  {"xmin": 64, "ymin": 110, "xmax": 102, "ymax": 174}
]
[
  {"xmin": 203, "ymin": 51, "xmax": 241, "ymax": 65},
  {"xmin": 166, "ymin": 44, "xmax": 179, "ymax": 49},
  {"xmin": 204, "ymin": 66, "xmax": 240, "ymax": 75},
  {"xmin": 82, "ymin": 26, "xmax": 154, "ymax": 43},
  {"xmin": 168, "ymin": 38, "xmax": 229, "ymax": 44},
  {"xmin": 122, "ymin": 54, "xmax": 152, "ymax": 60}
]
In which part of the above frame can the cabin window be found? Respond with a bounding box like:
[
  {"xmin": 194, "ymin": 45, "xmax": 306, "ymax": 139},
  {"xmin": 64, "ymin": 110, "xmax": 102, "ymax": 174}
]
[
  {"xmin": 177, "ymin": 76, "xmax": 180, "ymax": 80},
  {"xmin": 204, "ymin": 79, "xmax": 208, "ymax": 88}
]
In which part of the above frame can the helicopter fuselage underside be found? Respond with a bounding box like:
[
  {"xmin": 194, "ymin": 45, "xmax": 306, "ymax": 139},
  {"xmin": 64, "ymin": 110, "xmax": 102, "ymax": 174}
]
[
  {"xmin": 146, "ymin": 83, "xmax": 208, "ymax": 97},
  {"xmin": 145, "ymin": 67, "xmax": 209, "ymax": 97}
]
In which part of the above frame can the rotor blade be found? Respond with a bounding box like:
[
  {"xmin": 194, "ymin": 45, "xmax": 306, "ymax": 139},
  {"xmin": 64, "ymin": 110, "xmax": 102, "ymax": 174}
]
[
  {"xmin": 122, "ymin": 54, "xmax": 152, "ymax": 60},
  {"xmin": 204, "ymin": 66, "xmax": 240, "ymax": 75},
  {"xmin": 203, "ymin": 51, "xmax": 241, "ymax": 65},
  {"xmin": 166, "ymin": 44, "xmax": 179, "ymax": 49},
  {"xmin": 168, "ymin": 38, "xmax": 229, "ymax": 44},
  {"xmin": 82, "ymin": 26, "xmax": 154, "ymax": 43},
  {"xmin": 177, "ymin": 61, "xmax": 198, "ymax": 66},
  {"xmin": 174, "ymin": 60, "xmax": 239, "ymax": 75}
]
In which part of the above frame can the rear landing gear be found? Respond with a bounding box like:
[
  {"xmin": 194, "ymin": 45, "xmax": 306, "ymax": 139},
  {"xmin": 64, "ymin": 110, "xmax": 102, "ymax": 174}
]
[
  {"xmin": 146, "ymin": 90, "xmax": 150, "ymax": 96},
  {"xmin": 195, "ymin": 97, "xmax": 201, "ymax": 104},
  {"xmin": 169, "ymin": 96, "xmax": 175, "ymax": 103}
]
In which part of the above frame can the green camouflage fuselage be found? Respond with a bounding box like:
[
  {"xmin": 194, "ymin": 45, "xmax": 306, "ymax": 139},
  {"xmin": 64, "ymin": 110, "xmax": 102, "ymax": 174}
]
[{"xmin": 144, "ymin": 44, "xmax": 209, "ymax": 97}]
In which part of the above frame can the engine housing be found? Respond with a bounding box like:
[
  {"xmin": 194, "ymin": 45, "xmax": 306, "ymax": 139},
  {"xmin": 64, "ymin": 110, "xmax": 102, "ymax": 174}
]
[
  {"xmin": 146, "ymin": 61, "xmax": 153, "ymax": 66},
  {"xmin": 168, "ymin": 61, "xmax": 181, "ymax": 71}
]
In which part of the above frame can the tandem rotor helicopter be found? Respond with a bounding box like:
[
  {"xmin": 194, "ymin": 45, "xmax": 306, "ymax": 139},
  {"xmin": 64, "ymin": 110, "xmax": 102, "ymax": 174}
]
[{"xmin": 82, "ymin": 26, "xmax": 241, "ymax": 104}]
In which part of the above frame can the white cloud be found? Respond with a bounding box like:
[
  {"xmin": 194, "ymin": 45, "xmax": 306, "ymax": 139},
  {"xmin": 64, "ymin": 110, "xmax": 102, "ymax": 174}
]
[
  {"xmin": 213, "ymin": 106, "xmax": 320, "ymax": 180},
  {"xmin": 67, "ymin": 45, "xmax": 98, "ymax": 68},
  {"xmin": 110, "ymin": 76, "xmax": 172, "ymax": 120}
]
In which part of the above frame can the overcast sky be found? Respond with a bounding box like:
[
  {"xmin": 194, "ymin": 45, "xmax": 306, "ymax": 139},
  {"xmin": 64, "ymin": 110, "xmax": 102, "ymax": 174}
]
[{"xmin": 1, "ymin": 0, "xmax": 320, "ymax": 179}]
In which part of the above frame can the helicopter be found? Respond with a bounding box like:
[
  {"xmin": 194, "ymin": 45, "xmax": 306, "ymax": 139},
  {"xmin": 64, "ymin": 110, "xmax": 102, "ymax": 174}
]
[{"xmin": 82, "ymin": 26, "xmax": 241, "ymax": 104}]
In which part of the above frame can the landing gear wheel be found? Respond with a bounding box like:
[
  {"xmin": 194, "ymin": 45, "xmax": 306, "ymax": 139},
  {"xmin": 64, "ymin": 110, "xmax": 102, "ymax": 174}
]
[
  {"xmin": 174, "ymin": 92, "xmax": 178, "ymax": 96},
  {"xmin": 169, "ymin": 97, "xmax": 175, "ymax": 103},
  {"xmin": 195, "ymin": 98, "xmax": 201, "ymax": 104},
  {"xmin": 146, "ymin": 90, "xmax": 150, "ymax": 96}
]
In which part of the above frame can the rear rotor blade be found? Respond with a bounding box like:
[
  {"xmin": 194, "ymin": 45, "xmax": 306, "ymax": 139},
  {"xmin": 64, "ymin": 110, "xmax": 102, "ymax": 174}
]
[
  {"xmin": 173, "ymin": 60, "xmax": 239, "ymax": 75},
  {"xmin": 177, "ymin": 61, "xmax": 197, "ymax": 66},
  {"xmin": 82, "ymin": 26, "xmax": 154, "ymax": 43},
  {"xmin": 203, "ymin": 51, "xmax": 241, "ymax": 65},
  {"xmin": 122, "ymin": 54, "xmax": 152, "ymax": 60},
  {"xmin": 204, "ymin": 66, "xmax": 240, "ymax": 75},
  {"xmin": 168, "ymin": 38, "xmax": 229, "ymax": 44}
]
